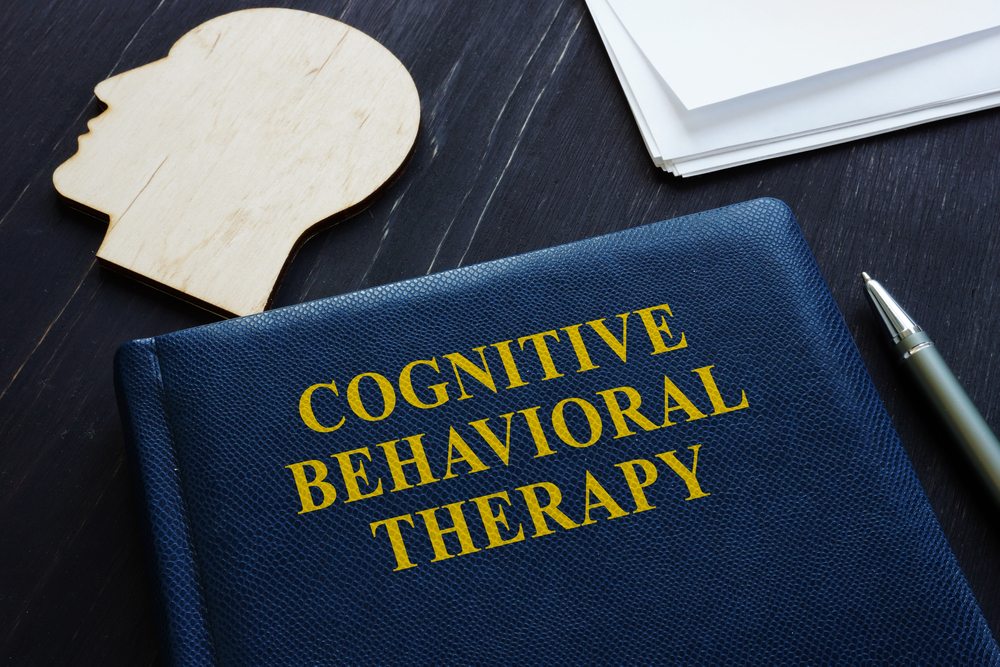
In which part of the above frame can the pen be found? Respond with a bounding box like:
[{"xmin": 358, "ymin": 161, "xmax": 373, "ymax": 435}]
[{"xmin": 862, "ymin": 272, "xmax": 1000, "ymax": 508}]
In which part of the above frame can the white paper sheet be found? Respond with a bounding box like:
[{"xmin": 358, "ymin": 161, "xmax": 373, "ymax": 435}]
[
  {"xmin": 607, "ymin": 0, "xmax": 1000, "ymax": 109},
  {"xmin": 587, "ymin": 0, "xmax": 1000, "ymax": 173},
  {"xmin": 671, "ymin": 92, "xmax": 1000, "ymax": 175}
]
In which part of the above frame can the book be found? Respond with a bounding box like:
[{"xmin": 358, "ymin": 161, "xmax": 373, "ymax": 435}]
[
  {"xmin": 115, "ymin": 198, "xmax": 1000, "ymax": 665},
  {"xmin": 586, "ymin": 0, "xmax": 1000, "ymax": 176}
]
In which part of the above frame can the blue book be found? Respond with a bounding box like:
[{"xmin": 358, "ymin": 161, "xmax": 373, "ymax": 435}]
[{"xmin": 115, "ymin": 198, "xmax": 999, "ymax": 665}]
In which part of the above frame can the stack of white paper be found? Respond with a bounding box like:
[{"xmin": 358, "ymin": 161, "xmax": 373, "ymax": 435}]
[{"xmin": 587, "ymin": 0, "xmax": 1000, "ymax": 176}]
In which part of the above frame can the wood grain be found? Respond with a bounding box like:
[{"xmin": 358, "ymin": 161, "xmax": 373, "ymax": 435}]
[
  {"xmin": 2, "ymin": 0, "xmax": 1000, "ymax": 664},
  {"xmin": 53, "ymin": 8, "xmax": 420, "ymax": 317}
]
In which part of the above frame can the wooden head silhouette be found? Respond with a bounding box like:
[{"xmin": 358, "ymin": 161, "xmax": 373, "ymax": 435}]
[{"xmin": 53, "ymin": 8, "xmax": 420, "ymax": 317}]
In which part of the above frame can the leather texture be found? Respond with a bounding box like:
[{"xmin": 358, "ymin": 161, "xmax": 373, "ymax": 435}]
[{"xmin": 115, "ymin": 198, "xmax": 1000, "ymax": 666}]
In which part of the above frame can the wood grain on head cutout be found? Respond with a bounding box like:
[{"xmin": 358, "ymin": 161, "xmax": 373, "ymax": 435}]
[{"xmin": 53, "ymin": 8, "xmax": 420, "ymax": 317}]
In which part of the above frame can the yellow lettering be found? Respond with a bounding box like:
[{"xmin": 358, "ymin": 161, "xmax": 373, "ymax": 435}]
[
  {"xmin": 415, "ymin": 502, "xmax": 481, "ymax": 562},
  {"xmin": 691, "ymin": 365, "xmax": 749, "ymax": 415},
  {"xmin": 370, "ymin": 515, "xmax": 418, "ymax": 571},
  {"xmin": 596, "ymin": 386, "xmax": 659, "ymax": 438},
  {"xmin": 552, "ymin": 397, "xmax": 603, "ymax": 448},
  {"xmin": 377, "ymin": 434, "xmax": 440, "ymax": 491},
  {"xmin": 615, "ymin": 459, "xmax": 658, "ymax": 512},
  {"xmin": 469, "ymin": 491, "xmax": 525, "ymax": 549},
  {"xmin": 588, "ymin": 313, "xmax": 628, "ymax": 362},
  {"xmin": 662, "ymin": 376, "xmax": 708, "ymax": 426},
  {"xmin": 298, "ymin": 382, "xmax": 346, "ymax": 432},
  {"xmin": 443, "ymin": 347, "xmax": 497, "ymax": 400},
  {"xmin": 560, "ymin": 323, "xmax": 599, "ymax": 372},
  {"xmin": 330, "ymin": 448, "xmax": 383, "ymax": 502},
  {"xmin": 656, "ymin": 445, "xmax": 711, "ymax": 500},
  {"xmin": 399, "ymin": 358, "xmax": 449, "ymax": 409},
  {"xmin": 633, "ymin": 303, "xmax": 688, "ymax": 355},
  {"xmin": 519, "ymin": 406, "xmax": 557, "ymax": 458},
  {"xmin": 443, "ymin": 427, "xmax": 490, "ymax": 479},
  {"xmin": 515, "ymin": 482, "xmax": 579, "ymax": 536},
  {"xmin": 346, "ymin": 372, "xmax": 396, "ymax": 421},
  {"xmin": 468, "ymin": 413, "xmax": 515, "ymax": 465},
  {"xmin": 518, "ymin": 330, "xmax": 565, "ymax": 380},
  {"xmin": 491, "ymin": 340, "xmax": 530, "ymax": 388},
  {"xmin": 582, "ymin": 471, "xmax": 629, "ymax": 525},
  {"xmin": 285, "ymin": 460, "xmax": 338, "ymax": 513}
]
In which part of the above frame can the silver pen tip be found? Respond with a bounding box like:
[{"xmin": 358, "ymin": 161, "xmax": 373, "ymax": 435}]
[{"xmin": 861, "ymin": 272, "xmax": 922, "ymax": 345}]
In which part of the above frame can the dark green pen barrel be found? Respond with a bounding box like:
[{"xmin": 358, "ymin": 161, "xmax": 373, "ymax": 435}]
[{"xmin": 901, "ymin": 340, "xmax": 1000, "ymax": 508}]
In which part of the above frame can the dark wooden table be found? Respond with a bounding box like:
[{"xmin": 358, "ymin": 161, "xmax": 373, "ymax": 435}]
[{"xmin": 3, "ymin": 1, "xmax": 999, "ymax": 664}]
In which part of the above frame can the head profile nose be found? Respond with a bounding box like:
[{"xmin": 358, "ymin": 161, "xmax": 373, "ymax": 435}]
[
  {"xmin": 94, "ymin": 71, "xmax": 127, "ymax": 104},
  {"xmin": 93, "ymin": 60, "xmax": 165, "ymax": 105}
]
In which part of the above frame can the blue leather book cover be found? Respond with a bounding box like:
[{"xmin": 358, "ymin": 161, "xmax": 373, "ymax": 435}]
[{"xmin": 114, "ymin": 198, "xmax": 1000, "ymax": 665}]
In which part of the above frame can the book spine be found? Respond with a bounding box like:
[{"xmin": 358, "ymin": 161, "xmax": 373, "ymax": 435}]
[{"xmin": 114, "ymin": 339, "xmax": 216, "ymax": 667}]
